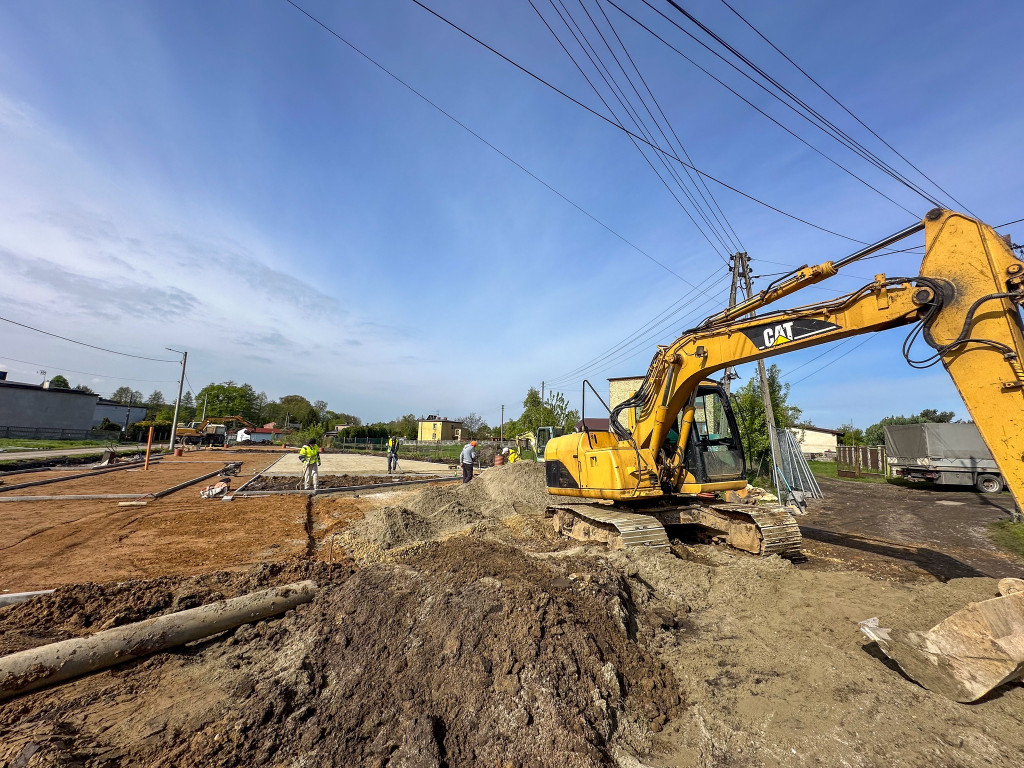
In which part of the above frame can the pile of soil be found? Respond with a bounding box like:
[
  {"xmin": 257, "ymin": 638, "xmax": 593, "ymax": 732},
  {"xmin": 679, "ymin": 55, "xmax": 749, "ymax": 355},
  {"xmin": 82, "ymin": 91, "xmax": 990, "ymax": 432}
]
[
  {"xmin": 0, "ymin": 539, "xmax": 680, "ymax": 767},
  {"xmin": 337, "ymin": 462, "xmax": 554, "ymax": 563},
  {"xmin": 248, "ymin": 474, "xmax": 444, "ymax": 491}
]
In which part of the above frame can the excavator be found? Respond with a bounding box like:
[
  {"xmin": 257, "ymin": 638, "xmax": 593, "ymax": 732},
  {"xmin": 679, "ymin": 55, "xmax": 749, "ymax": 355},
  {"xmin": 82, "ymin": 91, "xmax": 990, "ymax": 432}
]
[{"xmin": 545, "ymin": 209, "xmax": 1024, "ymax": 558}]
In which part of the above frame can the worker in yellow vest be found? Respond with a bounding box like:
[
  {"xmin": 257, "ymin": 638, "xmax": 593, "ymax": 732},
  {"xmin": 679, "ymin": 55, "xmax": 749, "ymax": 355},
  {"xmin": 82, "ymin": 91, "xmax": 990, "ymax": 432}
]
[
  {"xmin": 299, "ymin": 438, "xmax": 321, "ymax": 491},
  {"xmin": 386, "ymin": 436, "xmax": 400, "ymax": 474}
]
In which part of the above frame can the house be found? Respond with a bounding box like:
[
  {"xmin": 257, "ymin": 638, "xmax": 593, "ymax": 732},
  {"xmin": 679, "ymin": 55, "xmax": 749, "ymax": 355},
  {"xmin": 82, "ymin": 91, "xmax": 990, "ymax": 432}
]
[
  {"xmin": 417, "ymin": 416, "xmax": 463, "ymax": 442},
  {"xmin": 608, "ymin": 375, "xmax": 645, "ymax": 429},
  {"xmin": 0, "ymin": 380, "xmax": 98, "ymax": 433},
  {"xmin": 93, "ymin": 398, "xmax": 148, "ymax": 429},
  {"xmin": 246, "ymin": 423, "xmax": 290, "ymax": 444},
  {"xmin": 575, "ymin": 417, "xmax": 610, "ymax": 432},
  {"xmin": 789, "ymin": 425, "xmax": 845, "ymax": 459}
]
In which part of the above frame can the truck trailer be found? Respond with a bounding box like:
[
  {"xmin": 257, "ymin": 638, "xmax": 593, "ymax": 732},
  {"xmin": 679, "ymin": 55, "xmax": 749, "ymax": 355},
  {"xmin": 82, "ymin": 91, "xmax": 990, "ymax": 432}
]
[{"xmin": 884, "ymin": 422, "xmax": 1004, "ymax": 493}]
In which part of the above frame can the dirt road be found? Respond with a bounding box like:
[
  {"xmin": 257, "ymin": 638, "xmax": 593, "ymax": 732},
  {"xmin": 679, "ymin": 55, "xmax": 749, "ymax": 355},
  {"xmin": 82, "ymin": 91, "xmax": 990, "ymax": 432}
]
[{"xmin": 802, "ymin": 476, "xmax": 1024, "ymax": 580}]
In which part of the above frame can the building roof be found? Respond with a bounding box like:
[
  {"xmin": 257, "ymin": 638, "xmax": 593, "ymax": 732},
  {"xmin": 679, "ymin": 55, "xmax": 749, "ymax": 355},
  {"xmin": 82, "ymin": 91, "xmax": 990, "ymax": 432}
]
[
  {"xmin": 418, "ymin": 418, "xmax": 462, "ymax": 425},
  {"xmin": 607, "ymin": 375, "xmax": 644, "ymax": 382},
  {"xmin": 0, "ymin": 380, "xmax": 97, "ymax": 397},
  {"xmin": 575, "ymin": 417, "xmax": 611, "ymax": 432},
  {"xmin": 790, "ymin": 425, "xmax": 845, "ymax": 435},
  {"xmin": 252, "ymin": 427, "xmax": 288, "ymax": 434}
]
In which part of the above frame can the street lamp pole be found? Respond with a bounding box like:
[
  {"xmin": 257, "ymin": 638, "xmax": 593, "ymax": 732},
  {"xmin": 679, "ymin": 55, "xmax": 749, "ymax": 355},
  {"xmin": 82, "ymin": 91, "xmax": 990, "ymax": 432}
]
[{"xmin": 167, "ymin": 348, "xmax": 187, "ymax": 450}]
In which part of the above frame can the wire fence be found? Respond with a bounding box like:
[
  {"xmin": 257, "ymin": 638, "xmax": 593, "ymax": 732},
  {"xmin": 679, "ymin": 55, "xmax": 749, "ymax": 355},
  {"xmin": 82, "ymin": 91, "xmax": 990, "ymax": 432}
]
[{"xmin": 0, "ymin": 426, "xmax": 122, "ymax": 442}]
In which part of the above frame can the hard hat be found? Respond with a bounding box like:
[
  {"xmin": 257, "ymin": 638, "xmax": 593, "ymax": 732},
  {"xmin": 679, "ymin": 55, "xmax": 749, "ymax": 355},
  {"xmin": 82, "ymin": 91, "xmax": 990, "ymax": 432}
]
[{"xmin": 471, "ymin": 440, "xmax": 477, "ymax": 446}]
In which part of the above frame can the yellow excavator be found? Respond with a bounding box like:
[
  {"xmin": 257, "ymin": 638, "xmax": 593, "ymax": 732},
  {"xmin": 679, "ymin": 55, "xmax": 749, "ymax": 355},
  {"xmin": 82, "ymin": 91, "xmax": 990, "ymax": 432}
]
[{"xmin": 545, "ymin": 209, "xmax": 1024, "ymax": 557}]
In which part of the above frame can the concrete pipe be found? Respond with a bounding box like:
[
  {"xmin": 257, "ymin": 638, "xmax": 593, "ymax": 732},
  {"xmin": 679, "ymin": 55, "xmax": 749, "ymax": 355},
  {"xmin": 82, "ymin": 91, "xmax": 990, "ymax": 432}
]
[{"xmin": 0, "ymin": 580, "xmax": 317, "ymax": 702}]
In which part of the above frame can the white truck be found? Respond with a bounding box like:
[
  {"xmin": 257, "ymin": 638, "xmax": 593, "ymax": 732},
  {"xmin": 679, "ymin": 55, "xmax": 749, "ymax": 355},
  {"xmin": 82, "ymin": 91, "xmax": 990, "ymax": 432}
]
[{"xmin": 884, "ymin": 422, "xmax": 1004, "ymax": 493}]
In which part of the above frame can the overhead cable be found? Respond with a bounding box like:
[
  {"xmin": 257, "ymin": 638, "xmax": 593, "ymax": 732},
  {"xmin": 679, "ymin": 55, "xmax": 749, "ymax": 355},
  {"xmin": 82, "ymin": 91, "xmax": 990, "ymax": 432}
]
[
  {"xmin": 282, "ymin": 0, "xmax": 702, "ymax": 288},
  {"xmin": 656, "ymin": 0, "xmax": 941, "ymax": 211},
  {"xmin": 0, "ymin": 356, "xmax": 178, "ymax": 384},
  {"xmin": 0, "ymin": 316, "xmax": 177, "ymax": 363},
  {"xmin": 715, "ymin": 0, "xmax": 973, "ymax": 215},
  {"xmin": 405, "ymin": 0, "xmax": 878, "ymax": 244}
]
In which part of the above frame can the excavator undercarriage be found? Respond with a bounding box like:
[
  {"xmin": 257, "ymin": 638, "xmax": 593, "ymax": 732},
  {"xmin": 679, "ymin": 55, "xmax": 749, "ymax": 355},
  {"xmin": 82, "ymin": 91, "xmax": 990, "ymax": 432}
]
[{"xmin": 546, "ymin": 499, "xmax": 802, "ymax": 557}]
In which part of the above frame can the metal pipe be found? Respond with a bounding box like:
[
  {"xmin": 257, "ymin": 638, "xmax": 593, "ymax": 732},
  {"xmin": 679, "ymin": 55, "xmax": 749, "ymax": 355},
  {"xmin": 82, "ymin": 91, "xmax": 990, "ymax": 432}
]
[
  {"xmin": 833, "ymin": 220, "xmax": 925, "ymax": 269},
  {"xmin": 0, "ymin": 494, "xmax": 141, "ymax": 502},
  {"xmin": 0, "ymin": 590, "xmax": 55, "ymax": 608}
]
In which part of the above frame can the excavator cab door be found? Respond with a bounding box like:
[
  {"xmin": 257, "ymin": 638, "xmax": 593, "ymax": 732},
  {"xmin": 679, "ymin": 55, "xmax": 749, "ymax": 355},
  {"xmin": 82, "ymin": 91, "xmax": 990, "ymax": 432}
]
[{"xmin": 683, "ymin": 383, "xmax": 746, "ymax": 484}]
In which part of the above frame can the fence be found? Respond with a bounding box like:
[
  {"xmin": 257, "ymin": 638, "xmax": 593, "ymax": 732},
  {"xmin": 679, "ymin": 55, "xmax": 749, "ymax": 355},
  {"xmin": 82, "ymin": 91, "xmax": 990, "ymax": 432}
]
[
  {"xmin": 837, "ymin": 445, "xmax": 888, "ymax": 478},
  {"xmin": 0, "ymin": 426, "xmax": 121, "ymax": 442}
]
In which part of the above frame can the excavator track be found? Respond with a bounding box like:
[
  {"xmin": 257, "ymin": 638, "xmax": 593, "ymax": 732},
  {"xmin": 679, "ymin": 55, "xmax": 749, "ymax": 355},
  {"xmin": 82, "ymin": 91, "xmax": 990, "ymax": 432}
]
[{"xmin": 546, "ymin": 500, "xmax": 802, "ymax": 558}]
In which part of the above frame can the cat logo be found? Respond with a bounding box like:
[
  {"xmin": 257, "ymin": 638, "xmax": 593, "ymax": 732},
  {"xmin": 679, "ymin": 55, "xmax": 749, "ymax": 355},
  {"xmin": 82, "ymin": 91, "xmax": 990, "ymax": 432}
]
[{"xmin": 741, "ymin": 318, "xmax": 841, "ymax": 351}]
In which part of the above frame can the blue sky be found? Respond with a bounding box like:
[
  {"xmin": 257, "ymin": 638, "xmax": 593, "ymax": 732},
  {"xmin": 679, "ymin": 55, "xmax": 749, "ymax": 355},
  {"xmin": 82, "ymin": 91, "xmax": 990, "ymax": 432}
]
[{"xmin": 0, "ymin": 0, "xmax": 1021, "ymax": 429}]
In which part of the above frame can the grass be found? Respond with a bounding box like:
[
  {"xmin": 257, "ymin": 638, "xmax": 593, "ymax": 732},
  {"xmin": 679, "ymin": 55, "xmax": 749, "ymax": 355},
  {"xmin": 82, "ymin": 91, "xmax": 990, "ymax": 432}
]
[
  {"xmin": 0, "ymin": 438, "xmax": 115, "ymax": 450},
  {"xmin": 990, "ymin": 521, "xmax": 1024, "ymax": 559},
  {"xmin": 807, "ymin": 460, "xmax": 890, "ymax": 484}
]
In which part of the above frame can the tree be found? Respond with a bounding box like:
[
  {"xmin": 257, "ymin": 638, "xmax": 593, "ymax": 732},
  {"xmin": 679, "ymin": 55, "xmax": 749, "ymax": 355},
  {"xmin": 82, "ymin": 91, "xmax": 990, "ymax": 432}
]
[
  {"xmin": 863, "ymin": 408, "xmax": 958, "ymax": 446},
  {"xmin": 194, "ymin": 381, "xmax": 262, "ymax": 422},
  {"xmin": 313, "ymin": 399, "xmax": 329, "ymax": 422},
  {"xmin": 48, "ymin": 375, "xmax": 70, "ymax": 389},
  {"xmin": 733, "ymin": 364, "xmax": 802, "ymax": 473},
  {"xmin": 111, "ymin": 386, "xmax": 143, "ymax": 404},
  {"xmin": 837, "ymin": 423, "xmax": 865, "ymax": 446},
  {"xmin": 385, "ymin": 414, "xmax": 419, "ymax": 439},
  {"xmin": 458, "ymin": 412, "xmax": 490, "ymax": 439},
  {"xmin": 73, "ymin": 384, "xmax": 95, "ymax": 394},
  {"xmin": 505, "ymin": 388, "xmax": 580, "ymax": 438},
  {"xmin": 147, "ymin": 390, "xmax": 165, "ymax": 406}
]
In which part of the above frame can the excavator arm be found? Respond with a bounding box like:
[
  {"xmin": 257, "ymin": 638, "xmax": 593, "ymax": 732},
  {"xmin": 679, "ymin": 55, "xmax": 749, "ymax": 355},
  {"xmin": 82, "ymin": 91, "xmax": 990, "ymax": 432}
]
[{"xmin": 547, "ymin": 210, "xmax": 1024, "ymax": 510}]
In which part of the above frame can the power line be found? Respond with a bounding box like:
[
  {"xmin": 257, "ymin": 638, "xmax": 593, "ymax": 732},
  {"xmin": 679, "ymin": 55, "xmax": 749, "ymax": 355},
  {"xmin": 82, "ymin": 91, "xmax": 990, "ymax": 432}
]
[
  {"xmin": 656, "ymin": 0, "xmax": 940, "ymax": 211},
  {"xmin": 0, "ymin": 316, "xmax": 177, "ymax": 363},
  {"xmin": 282, "ymin": 0, "xmax": 702, "ymax": 288},
  {"xmin": 0, "ymin": 356, "xmax": 177, "ymax": 384},
  {"xmin": 532, "ymin": 0, "xmax": 731, "ymax": 260},
  {"xmin": 610, "ymin": 0, "xmax": 921, "ymax": 217},
  {"xmin": 788, "ymin": 335, "xmax": 875, "ymax": 385},
  {"xmin": 405, "ymin": 0, "xmax": 878, "ymax": 244},
  {"xmin": 715, "ymin": 0, "xmax": 973, "ymax": 215}
]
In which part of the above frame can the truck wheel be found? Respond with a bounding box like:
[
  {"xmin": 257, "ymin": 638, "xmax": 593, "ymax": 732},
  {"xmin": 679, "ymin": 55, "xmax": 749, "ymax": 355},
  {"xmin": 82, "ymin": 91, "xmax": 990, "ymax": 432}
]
[{"xmin": 976, "ymin": 474, "xmax": 1003, "ymax": 494}]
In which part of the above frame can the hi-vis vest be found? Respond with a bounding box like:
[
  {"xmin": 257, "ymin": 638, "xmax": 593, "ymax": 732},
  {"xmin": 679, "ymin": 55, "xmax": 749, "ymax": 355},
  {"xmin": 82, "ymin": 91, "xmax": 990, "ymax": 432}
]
[
  {"xmin": 387, "ymin": 438, "xmax": 398, "ymax": 453},
  {"xmin": 299, "ymin": 444, "xmax": 321, "ymax": 466}
]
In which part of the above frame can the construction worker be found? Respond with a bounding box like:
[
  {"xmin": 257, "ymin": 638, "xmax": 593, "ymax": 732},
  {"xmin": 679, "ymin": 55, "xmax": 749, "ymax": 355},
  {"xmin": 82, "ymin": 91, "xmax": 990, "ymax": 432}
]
[
  {"xmin": 508, "ymin": 445, "xmax": 520, "ymax": 463},
  {"xmin": 386, "ymin": 435, "xmax": 400, "ymax": 474},
  {"xmin": 299, "ymin": 438, "xmax": 321, "ymax": 491},
  {"xmin": 460, "ymin": 439, "xmax": 477, "ymax": 484}
]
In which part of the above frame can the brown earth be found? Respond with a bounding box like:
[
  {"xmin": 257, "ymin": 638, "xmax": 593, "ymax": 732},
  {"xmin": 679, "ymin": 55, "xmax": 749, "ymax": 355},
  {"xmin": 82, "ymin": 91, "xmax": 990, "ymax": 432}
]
[
  {"xmin": 801, "ymin": 476, "xmax": 1024, "ymax": 580},
  {"xmin": 247, "ymin": 473, "xmax": 445, "ymax": 491},
  {"xmin": 2, "ymin": 464, "xmax": 1024, "ymax": 766}
]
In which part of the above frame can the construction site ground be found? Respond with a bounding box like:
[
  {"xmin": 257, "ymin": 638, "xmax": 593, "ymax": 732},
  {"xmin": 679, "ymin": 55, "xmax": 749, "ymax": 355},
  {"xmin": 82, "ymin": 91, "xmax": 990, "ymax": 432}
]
[
  {"xmin": 263, "ymin": 453, "xmax": 451, "ymax": 475},
  {"xmin": 2, "ymin": 462, "xmax": 1023, "ymax": 766}
]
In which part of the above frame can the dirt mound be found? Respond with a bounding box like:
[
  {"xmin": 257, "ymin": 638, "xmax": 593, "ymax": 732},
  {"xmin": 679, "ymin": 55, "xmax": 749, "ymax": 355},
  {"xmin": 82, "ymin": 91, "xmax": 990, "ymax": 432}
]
[
  {"xmin": 337, "ymin": 462, "xmax": 552, "ymax": 563},
  {"xmin": 0, "ymin": 539, "xmax": 680, "ymax": 767}
]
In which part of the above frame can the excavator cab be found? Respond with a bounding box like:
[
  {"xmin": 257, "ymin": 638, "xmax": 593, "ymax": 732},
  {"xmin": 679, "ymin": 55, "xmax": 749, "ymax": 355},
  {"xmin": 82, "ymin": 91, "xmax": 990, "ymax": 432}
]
[{"xmin": 679, "ymin": 383, "xmax": 745, "ymax": 486}]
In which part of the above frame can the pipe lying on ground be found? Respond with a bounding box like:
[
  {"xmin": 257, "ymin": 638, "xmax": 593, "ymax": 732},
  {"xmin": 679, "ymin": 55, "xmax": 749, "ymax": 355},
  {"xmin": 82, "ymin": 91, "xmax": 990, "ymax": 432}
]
[
  {"xmin": 0, "ymin": 458, "xmax": 165, "ymax": 494},
  {"xmin": 0, "ymin": 580, "xmax": 317, "ymax": 702},
  {"xmin": 0, "ymin": 590, "xmax": 55, "ymax": 608},
  {"xmin": 119, "ymin": 462, "xmax": 244, "ymax": 505}
]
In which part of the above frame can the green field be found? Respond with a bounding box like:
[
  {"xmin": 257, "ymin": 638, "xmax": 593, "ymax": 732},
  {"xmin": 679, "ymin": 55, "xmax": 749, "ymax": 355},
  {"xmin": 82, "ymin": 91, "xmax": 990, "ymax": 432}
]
[
  {"xmin": 806, "ymin": 460, "xmax": 889, "ymax": 484},
  {"xmin": 0, "ymin": 438, "xmax": 114, "ymax": 451}
]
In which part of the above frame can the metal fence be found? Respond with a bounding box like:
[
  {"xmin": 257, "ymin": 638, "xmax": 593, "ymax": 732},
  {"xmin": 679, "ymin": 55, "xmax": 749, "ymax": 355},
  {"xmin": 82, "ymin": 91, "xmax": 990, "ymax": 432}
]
[
  {"xmin": 0, "ymin": 426, "xmax": 121, "ymax": 442},
  {"xmin": 837, "ymin": 445, "xmax": 888, "ymax": 477}
]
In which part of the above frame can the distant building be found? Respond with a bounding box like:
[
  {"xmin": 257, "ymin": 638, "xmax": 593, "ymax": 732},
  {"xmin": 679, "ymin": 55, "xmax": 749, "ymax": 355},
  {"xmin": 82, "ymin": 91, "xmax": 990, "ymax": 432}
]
[
  {"xmin": 789, "ymin": 425, "xmax": 844, "ymax": 458},
  {"xmin": 608, "ymin": 375, "xmax": 645, "ymax": 430},
  {"xmin": 248, "ymin": 426, "xmax": 289, "ymax": 444},
  {"xmin": 0, "ymin": 380, "xmax": 98, "ymax": 432},
  {"xmin": 417, "ymin": 416, "xmax": 463, "ymax": 442},
  {"xmin": 93, "ymin": 398, "xmax": 148, "ymax": 429}
]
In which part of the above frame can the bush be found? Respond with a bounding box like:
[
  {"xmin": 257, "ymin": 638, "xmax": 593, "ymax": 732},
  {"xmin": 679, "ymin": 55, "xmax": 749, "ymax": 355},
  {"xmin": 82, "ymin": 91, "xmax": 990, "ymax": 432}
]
[{"xmin": 98, "ymin": 418, "xmax": 122, "ymax": 432}]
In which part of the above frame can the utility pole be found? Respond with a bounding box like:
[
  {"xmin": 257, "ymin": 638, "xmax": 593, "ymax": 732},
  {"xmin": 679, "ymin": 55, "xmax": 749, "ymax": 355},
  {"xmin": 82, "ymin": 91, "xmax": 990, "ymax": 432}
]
[
  {"xmin": 540, "ymin": 381, "xmax": 545, "ymax": 403},
  {"xmin": 736, "ymin": 254, "xmax": 783, "ymax": 498},
  {"xmin": 201, "ymin": 393, "xmax": 208, "ymax": 422},
  {"xmin": 123, "ymin": 393, "xmax": 134, "ymax": 435},
  {"xmin": 722, "ymin": 255, "xmax": 743, "ymax": 395},
  {"xmin": 500, "ymin": 405, "xmax": 504, "ymax": 442},
  {"xmin": 167, "ymin": 348, "xmax": 187, "ymax": 450}
]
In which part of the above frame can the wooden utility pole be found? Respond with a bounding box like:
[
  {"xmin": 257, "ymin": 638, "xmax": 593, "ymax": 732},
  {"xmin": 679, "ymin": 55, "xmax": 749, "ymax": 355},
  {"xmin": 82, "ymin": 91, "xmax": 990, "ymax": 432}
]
[
  {"xmin": 736, "ymin": 253, "xmax": 783, "ymax": 496},
  {"xmin": 722, "ymin": 254, "xmax": 743, "ymax": 395}
]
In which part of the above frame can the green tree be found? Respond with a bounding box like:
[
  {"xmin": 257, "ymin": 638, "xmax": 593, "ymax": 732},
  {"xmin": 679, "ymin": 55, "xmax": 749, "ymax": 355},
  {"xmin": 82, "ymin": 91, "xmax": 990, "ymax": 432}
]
[
  {"xmin": 837, "ymin": 423, "xmax": 865, "ymax": 446},
  {"xmin": 459, "ymin": 412, "xmax": 489, "ymax": 439},
  {"xmin": 863, "ymin": 408, "xmax": 958, "ymax": 445},
  {"xmin": 73, "ymin": 384, "xmax": 95, "ymax": 394},
  {"xmin": 147, "ymin": 390, "xmax": 165, "ymax": 406},
  {"xmin": 48, "ymin": 375, "xmax": 70, "ymax": 389},
  {"xmin": 507, "ymin": 388, "xmax": 580, "ymax": 438},
  {"xmin": 111, "ymin": 386, "xmax": 143, "ymax": 404},
  {"xmin": 733, "ymin": 364, "xmax": 802, "ymax": 473},
  {"xmin": 194, "ymin": 381, "xmax": 262, "ymax": 421}
]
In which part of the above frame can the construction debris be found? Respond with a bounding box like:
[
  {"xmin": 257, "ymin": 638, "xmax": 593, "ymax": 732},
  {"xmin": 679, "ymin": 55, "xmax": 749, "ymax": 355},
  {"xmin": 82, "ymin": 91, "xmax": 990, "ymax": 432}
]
[{"xmin": 860, "ymin": 578, "xmax": 1024, "ymax": 701}]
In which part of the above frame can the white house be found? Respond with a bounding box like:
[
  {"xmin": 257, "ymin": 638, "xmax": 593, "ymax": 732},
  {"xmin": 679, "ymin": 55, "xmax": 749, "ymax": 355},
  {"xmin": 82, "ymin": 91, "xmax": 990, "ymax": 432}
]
[{"xmin": 788, "ymin": 425, "xmax": 844, "ymax": 458}]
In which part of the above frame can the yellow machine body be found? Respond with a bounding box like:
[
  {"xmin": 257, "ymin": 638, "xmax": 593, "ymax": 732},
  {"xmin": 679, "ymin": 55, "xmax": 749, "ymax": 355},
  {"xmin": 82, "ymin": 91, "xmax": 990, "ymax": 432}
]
[{"xmin": 546, "ymin": 211, "xmax": 1024, "ymax": 510}]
